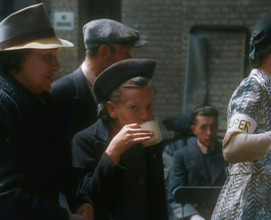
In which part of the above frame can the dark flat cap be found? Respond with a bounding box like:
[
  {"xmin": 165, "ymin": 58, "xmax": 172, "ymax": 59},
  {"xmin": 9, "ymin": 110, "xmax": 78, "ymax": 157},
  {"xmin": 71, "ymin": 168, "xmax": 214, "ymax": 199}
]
[
  {"xmin": 0, "ymin": 3, "xmax": 73, "ymax": 51},
  {"xmin": 94, "ymin": 58, "xmax": 155, "ymax": 102},
  {"xmin": 83, "ymin": 19, "xmax": 147, "ymax": 49}
]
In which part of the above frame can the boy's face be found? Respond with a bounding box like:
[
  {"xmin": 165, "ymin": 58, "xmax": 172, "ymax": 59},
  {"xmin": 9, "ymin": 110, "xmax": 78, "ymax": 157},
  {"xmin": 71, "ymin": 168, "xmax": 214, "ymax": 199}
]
[
  {"xmin": 191, "ymin": 115, "xmax": 218, "ymax": 149},
  {"xmin": 108, "ymin": 87, "xmax": 154, "ymax": 129}
]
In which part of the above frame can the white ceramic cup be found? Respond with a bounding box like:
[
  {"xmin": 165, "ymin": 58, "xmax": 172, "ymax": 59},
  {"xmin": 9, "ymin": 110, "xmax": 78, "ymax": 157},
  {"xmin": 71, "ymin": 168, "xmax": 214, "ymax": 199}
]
[{"xmin": 140, "ymin": 120, "xmax": 162, "ymax": 146}]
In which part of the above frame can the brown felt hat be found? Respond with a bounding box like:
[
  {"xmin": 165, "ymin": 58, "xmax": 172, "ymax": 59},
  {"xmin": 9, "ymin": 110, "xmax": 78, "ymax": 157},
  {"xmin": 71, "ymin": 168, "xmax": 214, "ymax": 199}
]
[{"xmin": 0, "ymin": 3, "xmax": 73, "ymax": 51}]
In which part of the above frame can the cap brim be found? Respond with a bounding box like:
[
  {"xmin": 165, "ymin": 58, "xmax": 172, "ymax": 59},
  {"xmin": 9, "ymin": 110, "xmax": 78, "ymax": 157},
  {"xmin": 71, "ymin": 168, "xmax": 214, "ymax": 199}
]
[
  {"xmin": 2, "ymin": 37, "xmax": 73, "ymax": 51},
  {"xmin": 132, "ymin": 39, "xmax": 148, "ymax": 48}
]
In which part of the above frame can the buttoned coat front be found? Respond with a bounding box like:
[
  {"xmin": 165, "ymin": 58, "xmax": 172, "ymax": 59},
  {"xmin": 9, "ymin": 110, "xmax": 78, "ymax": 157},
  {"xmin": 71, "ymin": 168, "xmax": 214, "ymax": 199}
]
[{"xmin": 72, "ymin": 119, "xmax": 169, "ymax": 220}]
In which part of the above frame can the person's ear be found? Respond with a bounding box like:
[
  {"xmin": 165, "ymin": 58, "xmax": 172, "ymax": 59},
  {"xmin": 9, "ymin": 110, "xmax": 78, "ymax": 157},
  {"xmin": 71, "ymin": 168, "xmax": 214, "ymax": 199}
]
[
  {"xmin": 99, "ymin": 45, "xmax": 111, "ymax": 58},
  {"xmin": 106, "ymin": 101, "xmax": 117, "ymax": 119},
  {"xmin": 190, "ymin": 124, "xmax": 196, "ymax": 136}
]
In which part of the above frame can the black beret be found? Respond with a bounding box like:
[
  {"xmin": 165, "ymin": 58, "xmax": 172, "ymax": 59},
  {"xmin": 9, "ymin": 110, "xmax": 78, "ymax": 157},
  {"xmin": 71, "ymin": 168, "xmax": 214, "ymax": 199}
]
[
  {"xmin": 83, "ymin": 18, "xmax": 147, "ymax": 49},
  {"xmin": 94, "ymin": 58, "xmax": 155, "ymax": 102}
]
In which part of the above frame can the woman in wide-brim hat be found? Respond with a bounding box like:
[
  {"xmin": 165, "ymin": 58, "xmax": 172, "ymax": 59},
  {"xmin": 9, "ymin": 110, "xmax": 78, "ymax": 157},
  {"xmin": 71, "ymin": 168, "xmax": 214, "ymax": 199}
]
[
  {"xmin": 0, "ymin": 3, "xmax": 93, "ymax": 220},
  {"xmin": 212, "ymin": 14, "xmax": 271, "ymax": 220}
]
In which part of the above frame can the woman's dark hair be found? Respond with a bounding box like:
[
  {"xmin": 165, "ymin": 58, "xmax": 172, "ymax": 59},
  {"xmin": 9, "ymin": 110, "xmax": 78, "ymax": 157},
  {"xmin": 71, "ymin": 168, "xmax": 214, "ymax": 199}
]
[
  {"xmin": 97, "ymin": 76, "xmax": 153, "ymax": 121},
  {"xmin": 191, "ymin": 104, "xmax": 218, "ymax": 125},
  {"xmin": 0, "ymin": 49, "xmax": 31, "ymax": 73},
  {"xmin": 249, "ymin": 14, "xmax": 271, "ymax": 68},
  {"xmin": 249, "ymin": 44, "xmax": 271, "ymax": 68}
]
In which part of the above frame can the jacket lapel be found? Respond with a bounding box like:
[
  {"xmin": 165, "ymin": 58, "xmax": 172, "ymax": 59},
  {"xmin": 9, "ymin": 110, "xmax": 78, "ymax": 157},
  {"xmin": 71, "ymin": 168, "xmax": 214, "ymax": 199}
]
[
  {"xmin": 73, "ymin": 68, "xmax": 95, "ymax": 105},
  {"xmin": 93, "ymin": 119, "xmax": 111, "ymax": 143},
  {"xmin": 72, "ymin": 68, "xmax": 98, "ymax": 127},
  {"xmin": 187, "ymin": 143, "xmax": 210, "ymax": 183}
]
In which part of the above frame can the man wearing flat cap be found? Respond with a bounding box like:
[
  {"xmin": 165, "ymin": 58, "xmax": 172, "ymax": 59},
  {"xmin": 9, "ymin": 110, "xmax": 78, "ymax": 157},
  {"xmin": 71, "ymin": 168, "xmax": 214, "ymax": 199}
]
[
  {"xmin": 71, "ymin": 58, "xmax": 169, "ymax": 220},
  {"xmin": 0, "ymin": 4, "xmax": 93, "ymax": 220},
  {"xmin": 50, "ymin": 18, "xmax": 147, "ymax": 152}
]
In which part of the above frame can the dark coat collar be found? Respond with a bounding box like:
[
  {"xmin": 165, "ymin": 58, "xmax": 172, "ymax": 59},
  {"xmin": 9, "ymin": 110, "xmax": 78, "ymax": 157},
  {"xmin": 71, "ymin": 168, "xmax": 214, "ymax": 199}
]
[
  {"xmin": 72, "ymin": 68, "xmax": 95, "ymax": 102},
  {"xmin": 92, "ymin": 119, "xmax": 111, "ymax": 144}
]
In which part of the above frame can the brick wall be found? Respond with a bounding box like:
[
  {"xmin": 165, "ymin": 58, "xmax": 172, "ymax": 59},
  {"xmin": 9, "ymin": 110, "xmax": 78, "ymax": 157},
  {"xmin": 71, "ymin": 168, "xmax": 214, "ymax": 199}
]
[
  {"xmin": 49, "ymin": 0, "xmax": 80, "ymax": 80},
  {"xmin": 122, "ymin": 0, "xmax": 271, "ymax": 137},
  {"xmin": 48, "ymin": 0, "xmax": 271, "ymax": 137}
]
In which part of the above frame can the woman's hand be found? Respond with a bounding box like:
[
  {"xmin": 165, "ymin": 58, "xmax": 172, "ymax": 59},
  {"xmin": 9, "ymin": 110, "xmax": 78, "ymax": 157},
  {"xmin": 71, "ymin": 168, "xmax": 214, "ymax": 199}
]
[{"xmin": 106, "ymin": 123, "xmax": 153, "ymax": 164}]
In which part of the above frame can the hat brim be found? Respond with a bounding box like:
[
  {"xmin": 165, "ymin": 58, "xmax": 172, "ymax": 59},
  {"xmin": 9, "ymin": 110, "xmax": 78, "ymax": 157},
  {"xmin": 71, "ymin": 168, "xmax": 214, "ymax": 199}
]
[
  {"xmin": 132, "ymin": 39, "xmax": 148, "ymax": 48},
  {"xmin": 1, "ymin": 37, "xmax": 73, "ymax": 51}
]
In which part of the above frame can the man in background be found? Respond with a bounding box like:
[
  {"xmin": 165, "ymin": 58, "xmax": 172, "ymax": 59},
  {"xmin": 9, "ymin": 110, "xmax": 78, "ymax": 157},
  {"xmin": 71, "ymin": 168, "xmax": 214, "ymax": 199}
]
[{"xmin": 168, "ymin": 105, "xmax": 227, "ymax": 220}]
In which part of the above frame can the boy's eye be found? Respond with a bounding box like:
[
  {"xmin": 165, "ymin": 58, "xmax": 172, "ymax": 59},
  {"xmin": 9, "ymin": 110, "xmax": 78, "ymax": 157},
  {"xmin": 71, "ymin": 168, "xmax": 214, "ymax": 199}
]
[{"xmin": 131, "ymin": 106, "xmax": 138, "ymax": 110}]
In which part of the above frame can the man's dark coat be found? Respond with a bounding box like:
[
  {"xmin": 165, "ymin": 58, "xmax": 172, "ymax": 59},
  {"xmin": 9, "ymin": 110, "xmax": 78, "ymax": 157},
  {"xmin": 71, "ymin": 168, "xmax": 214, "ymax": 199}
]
[
  {"xmin": 167, "ymin": 138, "xmax": 227, "ymax": 219},
  {"xmin": 50, "ymin": 68, "xmax": 98, "ymax": 148}
]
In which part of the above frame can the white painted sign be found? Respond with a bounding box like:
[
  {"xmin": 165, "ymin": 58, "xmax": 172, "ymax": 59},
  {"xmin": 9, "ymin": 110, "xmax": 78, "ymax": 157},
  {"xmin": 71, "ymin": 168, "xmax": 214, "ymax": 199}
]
[{"xmin": 53, "ymin": 12, "xmax": 74, "ymax": 30}]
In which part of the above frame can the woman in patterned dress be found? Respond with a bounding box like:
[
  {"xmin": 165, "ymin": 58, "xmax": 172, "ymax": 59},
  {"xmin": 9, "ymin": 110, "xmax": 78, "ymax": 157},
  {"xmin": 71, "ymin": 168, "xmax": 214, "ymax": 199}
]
[{"xmin": 212, "ymin": 15, "xmax": 271, "ymax": 220}]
